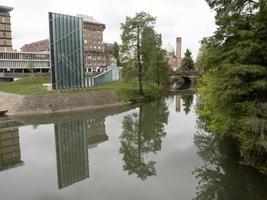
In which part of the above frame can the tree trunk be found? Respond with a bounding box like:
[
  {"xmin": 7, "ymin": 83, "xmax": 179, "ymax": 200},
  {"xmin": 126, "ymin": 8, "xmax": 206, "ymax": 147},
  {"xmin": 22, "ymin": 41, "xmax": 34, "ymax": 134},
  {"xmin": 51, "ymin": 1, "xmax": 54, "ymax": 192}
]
[{"xmin": 137, "ymin": 26, "xmax": 144, "ymax": 95}]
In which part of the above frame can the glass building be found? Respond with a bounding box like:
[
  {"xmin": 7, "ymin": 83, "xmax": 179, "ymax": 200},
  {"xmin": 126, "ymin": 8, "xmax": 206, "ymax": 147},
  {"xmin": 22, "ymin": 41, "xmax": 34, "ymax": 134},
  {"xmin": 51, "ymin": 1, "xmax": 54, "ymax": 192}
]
[{"xmin": 49, "ymin": 12, "xmax": 85, "ymax": 89}]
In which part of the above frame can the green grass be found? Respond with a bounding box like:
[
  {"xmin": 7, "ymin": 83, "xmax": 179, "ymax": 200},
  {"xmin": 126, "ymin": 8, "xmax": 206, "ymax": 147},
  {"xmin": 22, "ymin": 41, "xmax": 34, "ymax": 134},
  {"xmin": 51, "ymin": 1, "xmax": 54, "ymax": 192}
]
[
  {"xmin": 0, "ymin": 77, "xmax": 165, "ymax": 102},
  {"xmin": 0, "ymin": 76, "xmax": 55, "ymax": 95},
  {"xmin": 102, "ymin": 81, "xmax": 164, "ymax": 102}
]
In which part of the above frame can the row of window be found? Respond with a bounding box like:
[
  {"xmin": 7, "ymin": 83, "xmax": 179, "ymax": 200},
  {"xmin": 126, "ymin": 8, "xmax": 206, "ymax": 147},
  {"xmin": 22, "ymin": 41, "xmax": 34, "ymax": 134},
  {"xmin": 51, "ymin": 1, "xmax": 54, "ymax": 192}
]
[
  {"xmin": 0, "ymin": 60, "xmax": 50, "ymax": 68},
  {"xmin": 0, "ymin": 52, "xmax": 50, "ymax": 60}
]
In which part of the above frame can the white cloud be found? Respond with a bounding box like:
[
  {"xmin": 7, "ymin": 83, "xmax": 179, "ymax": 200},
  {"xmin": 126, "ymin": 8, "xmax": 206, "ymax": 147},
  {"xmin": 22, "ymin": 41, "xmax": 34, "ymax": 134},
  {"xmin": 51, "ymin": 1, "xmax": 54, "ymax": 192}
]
[{"xmin": 5, "ymin": 0, "xmax": 216, "ymax": 59}]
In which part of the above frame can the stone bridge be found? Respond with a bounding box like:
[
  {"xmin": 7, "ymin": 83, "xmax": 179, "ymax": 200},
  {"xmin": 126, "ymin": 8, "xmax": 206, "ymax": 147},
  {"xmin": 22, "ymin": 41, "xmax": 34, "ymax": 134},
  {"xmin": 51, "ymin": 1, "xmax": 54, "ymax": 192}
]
[{"xmin": 169, "ymin": 70, "xmax": 199, "ymax": 90}]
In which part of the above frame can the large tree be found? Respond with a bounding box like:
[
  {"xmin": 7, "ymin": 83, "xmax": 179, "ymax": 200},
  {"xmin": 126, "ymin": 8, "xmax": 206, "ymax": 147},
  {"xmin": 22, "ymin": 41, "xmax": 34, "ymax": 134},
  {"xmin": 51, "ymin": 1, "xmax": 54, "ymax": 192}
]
[
  {"xmin": 197, "ymin": 0, "xmax": 267, "ymax": 171},
  {"xmin": 121, "ymin": 12, "xmax": 156, "ymax": 94},
  {"xmin": 141, "ymin": 27, "xmax": 170, "ymax": 86},
  {"xmin": 181, "ymin": 49, "xmax": 194, "ymax": 70}
]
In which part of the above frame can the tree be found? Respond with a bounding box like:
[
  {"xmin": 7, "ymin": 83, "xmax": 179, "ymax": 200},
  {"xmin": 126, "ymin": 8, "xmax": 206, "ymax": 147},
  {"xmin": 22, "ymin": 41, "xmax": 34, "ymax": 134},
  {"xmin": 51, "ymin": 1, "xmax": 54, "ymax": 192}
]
[
  {"xmin": 196, "ymin": 0, "xmax": 267, "ymax": 171},
  {"xmin": 181, "ymin": 49, "xmax": 194, "ymax": 70},
  {"xmin": 121, "ymin": 12, "xmax": 156, "ymax": 95},
  {"xmin": 113, "ymin": 42, "xmax": 121, "ymax": 66},
  {"xmin": 27, "ymin": 60, "xmax": 34, "ymax": 74},
  {"xmin": 141, "ymin": 27, "xmax": 170, "ymax": 86}
]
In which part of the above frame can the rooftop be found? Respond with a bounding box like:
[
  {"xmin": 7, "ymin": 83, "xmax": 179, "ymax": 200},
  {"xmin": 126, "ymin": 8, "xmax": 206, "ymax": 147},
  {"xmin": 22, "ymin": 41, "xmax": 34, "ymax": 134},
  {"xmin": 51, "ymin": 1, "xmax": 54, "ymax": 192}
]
[
  {"xmin": 77, "ymin": 14, "xmax": 104, "ymax": 25},
  {"xmin": 0, "ymin": 5, "xmax": 13, "ymax": 13}
]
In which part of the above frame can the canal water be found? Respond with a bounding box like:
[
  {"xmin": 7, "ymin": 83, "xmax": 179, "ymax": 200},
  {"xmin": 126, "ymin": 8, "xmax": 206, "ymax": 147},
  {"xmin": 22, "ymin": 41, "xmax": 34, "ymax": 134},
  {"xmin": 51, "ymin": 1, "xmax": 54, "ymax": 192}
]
[{"xmin": 0, "ymin": 93, "xmax": 266, "ymax": 200}]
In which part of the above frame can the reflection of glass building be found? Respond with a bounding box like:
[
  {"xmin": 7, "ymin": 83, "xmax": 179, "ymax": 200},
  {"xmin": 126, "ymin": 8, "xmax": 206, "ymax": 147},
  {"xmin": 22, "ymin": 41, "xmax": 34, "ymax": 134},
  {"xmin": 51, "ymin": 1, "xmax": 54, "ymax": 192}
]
[
  {"xmin": 54, "ymin": 116, "xmax": 109, "ymax": 189},
  {"xmin": 49, "ymin": 12, "xmax": 85, "ymax": 89},
  {"xmin": 55, "ymin": 120, "xmax": 89, "ymax": 189}
]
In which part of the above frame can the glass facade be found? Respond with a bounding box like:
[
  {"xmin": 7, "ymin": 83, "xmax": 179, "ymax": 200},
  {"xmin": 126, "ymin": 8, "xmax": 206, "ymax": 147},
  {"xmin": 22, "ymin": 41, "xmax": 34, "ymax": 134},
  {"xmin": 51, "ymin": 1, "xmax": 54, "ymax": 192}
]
[{"xmin": 49, "ymin": 12, "xmax": 85, "ymax": 89}]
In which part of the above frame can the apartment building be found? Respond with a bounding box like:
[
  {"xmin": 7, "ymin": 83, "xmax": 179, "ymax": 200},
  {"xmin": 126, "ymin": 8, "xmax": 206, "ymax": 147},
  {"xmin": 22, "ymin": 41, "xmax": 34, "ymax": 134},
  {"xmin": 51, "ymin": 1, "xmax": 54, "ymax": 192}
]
[
  {"xmin": 77, "ymin": 14, "xmax": 112, "ymax": 73},
  {"xmin": 21, "ymin": 39, "xmax": 49, "ymax": 52},
  {"xmin": 0, "ymin": 5, "xmax": 13, "ymax": 51}
]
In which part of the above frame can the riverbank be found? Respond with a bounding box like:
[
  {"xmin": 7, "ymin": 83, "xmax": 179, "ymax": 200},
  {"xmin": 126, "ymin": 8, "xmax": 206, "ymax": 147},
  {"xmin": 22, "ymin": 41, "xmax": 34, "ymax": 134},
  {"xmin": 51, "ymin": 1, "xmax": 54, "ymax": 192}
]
[
  {"xmin": 0, "ymin": 90, "xmax": 128, "ymax": 116},
  {"xmin": 0, "ymin": 77, "xmax": 166, "ymax": 115}
]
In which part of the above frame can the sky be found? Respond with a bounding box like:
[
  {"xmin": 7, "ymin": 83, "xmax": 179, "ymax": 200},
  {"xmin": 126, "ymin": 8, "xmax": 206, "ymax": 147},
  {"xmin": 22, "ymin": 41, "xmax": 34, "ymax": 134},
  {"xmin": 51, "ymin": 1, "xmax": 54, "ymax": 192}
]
[{"xmin": 4, "ymin": 0, "xmax": 216, "ymax": 59}]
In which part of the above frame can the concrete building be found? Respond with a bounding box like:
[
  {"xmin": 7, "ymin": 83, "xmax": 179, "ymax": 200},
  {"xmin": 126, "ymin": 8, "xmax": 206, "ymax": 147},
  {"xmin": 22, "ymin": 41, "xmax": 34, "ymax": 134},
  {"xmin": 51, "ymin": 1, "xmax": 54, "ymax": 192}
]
[
  {"xmin": 78, "ymin": 14, "xmax": 112, "ymax": 73},
  {"xmin": 0, "ymin": 51, "xmax": 50, "ymax": 74},
  {"xmin": 165, "ymin": 37, "xmax": 182, "ymax": 71},
  {"xmin": 0, "ymin": 5, "xmax": 13, "ymax": 51},
  {"xmin": 21, "ymin": 39, "xmax": 49, "ymax": 52}
]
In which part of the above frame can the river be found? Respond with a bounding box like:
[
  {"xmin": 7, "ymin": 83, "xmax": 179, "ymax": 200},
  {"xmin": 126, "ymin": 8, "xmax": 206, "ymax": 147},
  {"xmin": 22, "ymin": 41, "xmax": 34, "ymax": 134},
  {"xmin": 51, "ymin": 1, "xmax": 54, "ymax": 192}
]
[{"xmin": 0, "ymin": 93, "xmax": 266, "ymax": 200}]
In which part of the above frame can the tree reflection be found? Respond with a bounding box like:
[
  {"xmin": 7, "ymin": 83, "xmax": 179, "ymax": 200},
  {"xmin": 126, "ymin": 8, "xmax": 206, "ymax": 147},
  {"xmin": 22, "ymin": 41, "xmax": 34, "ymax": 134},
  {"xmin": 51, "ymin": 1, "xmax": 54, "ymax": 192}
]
[
  {"xmin": 119, "ymin": 99, "xmax": 169, "ymax": 180},
  {"xmin": 181, "ymin": 94, "xmax": 194, "ymax": 115},
  {"xmin": 193, "ymin": 119, "xmax": 267, "ymax": 200}
]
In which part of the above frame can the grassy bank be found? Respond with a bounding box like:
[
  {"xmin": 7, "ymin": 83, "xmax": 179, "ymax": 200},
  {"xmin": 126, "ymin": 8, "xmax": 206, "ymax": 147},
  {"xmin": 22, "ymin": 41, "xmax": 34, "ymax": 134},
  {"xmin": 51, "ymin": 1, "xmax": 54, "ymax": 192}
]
[{"xmin": 0, "ymin": 76, "xmax": 165, "ymax": 102}]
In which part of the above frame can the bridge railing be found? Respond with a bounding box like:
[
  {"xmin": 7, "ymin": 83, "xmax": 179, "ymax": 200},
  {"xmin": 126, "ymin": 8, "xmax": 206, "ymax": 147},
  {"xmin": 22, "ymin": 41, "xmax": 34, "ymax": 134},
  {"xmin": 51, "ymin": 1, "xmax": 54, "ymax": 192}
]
[{"xmin": 171, "ymin": 69, "xmax": 199, "ymax": 76}]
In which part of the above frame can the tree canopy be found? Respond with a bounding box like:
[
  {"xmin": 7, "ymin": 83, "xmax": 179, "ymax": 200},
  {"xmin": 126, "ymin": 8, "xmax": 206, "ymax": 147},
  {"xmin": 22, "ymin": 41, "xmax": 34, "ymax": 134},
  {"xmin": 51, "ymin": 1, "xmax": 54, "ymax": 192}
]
[
  {"xmin": 121, "ymin": 12, "xmax": 170, "ymax": 94},
  {"xmin": 181, "ymin": 49, "xmax": 194, "ymax": 70},
  {"xmin": 196, "ymin": 0, "xmax": 267, "ymax": 171}
]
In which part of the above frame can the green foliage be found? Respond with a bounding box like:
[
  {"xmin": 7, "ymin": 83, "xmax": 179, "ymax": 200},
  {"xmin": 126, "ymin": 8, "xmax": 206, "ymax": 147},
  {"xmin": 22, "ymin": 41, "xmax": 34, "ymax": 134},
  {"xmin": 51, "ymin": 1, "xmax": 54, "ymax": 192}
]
[
  {"xmin": 181, "ymin": 49, "xmax": 194, "ymax": 70},
  {"xmin": 120, "ymin": 12, "xmax": 170, "ymax": 94},
  {"xmin": 27, "ymin": 60, "xmax": 35, "ymax": 73},
  {"xmin": 197, "ymin": 0, "xmax": 267, "ymax": 171}
]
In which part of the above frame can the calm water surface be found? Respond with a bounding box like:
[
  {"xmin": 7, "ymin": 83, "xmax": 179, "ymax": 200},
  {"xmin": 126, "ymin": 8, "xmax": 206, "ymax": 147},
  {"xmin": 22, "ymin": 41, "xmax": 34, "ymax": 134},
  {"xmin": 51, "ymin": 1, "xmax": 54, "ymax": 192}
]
[{"xmin": 0, "ymin": 94, "xmax": 266, "ymax": 200}]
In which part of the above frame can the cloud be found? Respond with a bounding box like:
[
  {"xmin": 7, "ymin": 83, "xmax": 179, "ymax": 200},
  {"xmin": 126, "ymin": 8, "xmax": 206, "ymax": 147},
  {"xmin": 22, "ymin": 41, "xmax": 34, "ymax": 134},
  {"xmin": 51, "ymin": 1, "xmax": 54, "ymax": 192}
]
[{"xmin": 5, "ymin": 0, "xmax": 216, "ymax": 59}]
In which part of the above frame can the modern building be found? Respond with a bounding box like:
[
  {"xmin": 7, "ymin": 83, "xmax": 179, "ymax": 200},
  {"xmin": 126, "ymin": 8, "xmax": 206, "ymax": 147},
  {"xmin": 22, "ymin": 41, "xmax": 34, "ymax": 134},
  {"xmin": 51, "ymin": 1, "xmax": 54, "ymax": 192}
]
[
  {"xmin": 165, "ymin": 37, "xmax": 182, "ymax": 71},
  {"xmin": 0, "ymin": 51, "xmax": 50, "ymax": 74},
  {"xmin": 49, "ymin": 12, "xmax": 85, "ymax": 89},
  {"xmin": 0, "ymin": 5, "xmax": 13, "ymax": 51},
  {"xmin": 21, "ymin": 39, "xmax": 49, "ymax": 52},
  {"xmin": 78, "ymin": 14, "xmax": 112, "ymax": 73}
]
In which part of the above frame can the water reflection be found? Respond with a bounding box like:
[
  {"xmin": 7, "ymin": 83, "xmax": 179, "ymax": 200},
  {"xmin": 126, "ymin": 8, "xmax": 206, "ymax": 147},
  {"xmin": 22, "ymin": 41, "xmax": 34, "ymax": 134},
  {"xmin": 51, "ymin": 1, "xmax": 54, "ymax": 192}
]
[
  {"xmin": 0, "ymin": 116, "xmax": 24, "ymax": 171},
  {"xmin": 54, "ymin": 120, "xmax": 89, "ymax": 189},
  {"xmin": 54, "ymin": 115, "xmax": 109, "ymax": 189},
  {"xmin": 193, "ymin": 119, "xmax": 267, "ymax": 200},
  {"xmin": 175, "ymin": 93, "xmax": 194, "ymax": 114},
  {"xmin": 120, "ymin": 99, "xmax": 169, "ymax": 180},
  {"xmin": 182, "ymin": 95, "xmax": 194, "ymax": 115}
]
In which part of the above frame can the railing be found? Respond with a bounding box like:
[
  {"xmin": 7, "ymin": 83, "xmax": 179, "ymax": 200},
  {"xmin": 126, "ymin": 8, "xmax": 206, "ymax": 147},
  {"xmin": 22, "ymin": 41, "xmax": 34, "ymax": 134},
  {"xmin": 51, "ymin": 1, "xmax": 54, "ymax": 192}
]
[{"xmin": 85, "ymin": 67, "xmax": 122, "ymax": 87}]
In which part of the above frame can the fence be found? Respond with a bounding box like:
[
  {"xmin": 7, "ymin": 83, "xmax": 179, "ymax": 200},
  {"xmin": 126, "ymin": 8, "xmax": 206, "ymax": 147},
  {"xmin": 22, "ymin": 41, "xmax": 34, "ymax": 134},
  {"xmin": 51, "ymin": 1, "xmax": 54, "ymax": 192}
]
[{"xmin": 85, "ymin": 67, "xmax": 122, "ymax": 88}]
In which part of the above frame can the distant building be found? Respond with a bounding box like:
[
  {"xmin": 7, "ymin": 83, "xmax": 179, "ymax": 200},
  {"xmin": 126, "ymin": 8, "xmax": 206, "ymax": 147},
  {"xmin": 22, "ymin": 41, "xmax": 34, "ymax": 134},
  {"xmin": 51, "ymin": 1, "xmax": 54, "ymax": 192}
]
[
  {"xmin": 0, "ymin": 51, "xmax": 50, "ymax": 73},
  {"xmin": 78, "ymin": 14, "xmax": 112, "ymax": 73},
  {"xmin": 0, "ymin": 5, "xmax": 13, "ymax": 51},
  {"xmin": 165, "ymin": 37, "xmax": 182, "ymax": 71},
  {"xmin": 21, "ymin": 39, "xmax": 49, "ymax": 52}
]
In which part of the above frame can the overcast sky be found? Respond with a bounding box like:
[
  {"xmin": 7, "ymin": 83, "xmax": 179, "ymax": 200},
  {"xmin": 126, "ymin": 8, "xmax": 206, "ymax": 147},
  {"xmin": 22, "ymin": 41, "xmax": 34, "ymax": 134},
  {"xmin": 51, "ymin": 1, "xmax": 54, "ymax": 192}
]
[{"xmin": 4, "ymin": 0, "xmax": 216, "ymax": 59}]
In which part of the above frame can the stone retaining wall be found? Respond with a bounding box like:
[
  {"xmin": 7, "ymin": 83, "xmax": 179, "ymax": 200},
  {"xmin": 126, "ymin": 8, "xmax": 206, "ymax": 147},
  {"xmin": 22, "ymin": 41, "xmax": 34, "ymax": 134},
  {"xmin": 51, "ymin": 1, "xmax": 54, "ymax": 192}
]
[{"xmin": 0, "ymin": 90, "xmax": 125, "ymax": 116}]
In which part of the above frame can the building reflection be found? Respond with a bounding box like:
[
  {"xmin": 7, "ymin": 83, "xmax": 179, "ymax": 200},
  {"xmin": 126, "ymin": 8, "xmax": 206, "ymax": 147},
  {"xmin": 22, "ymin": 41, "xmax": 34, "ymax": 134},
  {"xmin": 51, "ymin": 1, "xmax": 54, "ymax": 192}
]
[
  {"xmin": 0, "ymin": 116, "xmax": 24, "ymax": 171},
  {"xmin": 55, "ymin": 120, "xmax": 89, "ymax": 189},
  {"xmin": 175, "ymin": 95, "xmax": 181, "ymax": 112},
  {"xmin": 54, "ymin": 116, "xmax": 109, "ymax": 189}
]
